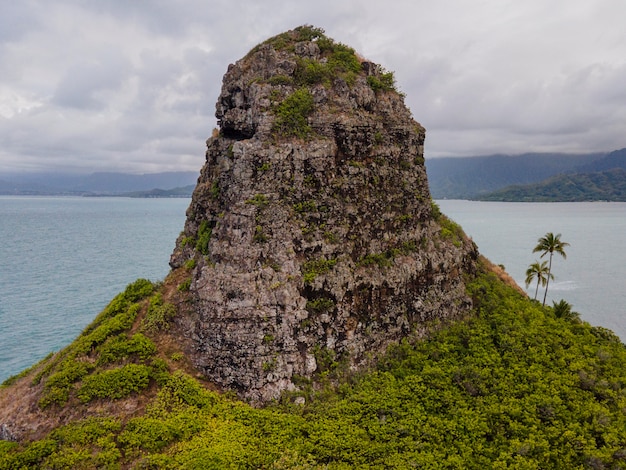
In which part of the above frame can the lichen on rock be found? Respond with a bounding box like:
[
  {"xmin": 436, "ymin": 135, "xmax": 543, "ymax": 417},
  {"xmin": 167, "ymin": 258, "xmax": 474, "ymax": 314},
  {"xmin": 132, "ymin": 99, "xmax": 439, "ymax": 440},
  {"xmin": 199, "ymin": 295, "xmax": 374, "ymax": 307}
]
[{"xmin": 170, "ymin": 25, "xmax": 479, "ymax": 403}]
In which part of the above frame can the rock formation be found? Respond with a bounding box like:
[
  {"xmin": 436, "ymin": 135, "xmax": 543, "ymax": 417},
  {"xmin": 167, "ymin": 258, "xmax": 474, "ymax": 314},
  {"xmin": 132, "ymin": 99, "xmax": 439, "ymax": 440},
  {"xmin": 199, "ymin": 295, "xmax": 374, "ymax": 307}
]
[{"xmin": 169, "ymin": 26, "xmax": 479, "ymax": 403}]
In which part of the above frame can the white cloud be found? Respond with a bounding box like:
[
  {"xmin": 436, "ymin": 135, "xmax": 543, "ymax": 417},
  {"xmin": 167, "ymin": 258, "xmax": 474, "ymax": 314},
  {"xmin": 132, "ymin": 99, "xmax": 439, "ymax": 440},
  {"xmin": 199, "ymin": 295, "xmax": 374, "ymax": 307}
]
[{"xmin": 1, "ymin": 0, "xmax": 626, "ymax": 173}]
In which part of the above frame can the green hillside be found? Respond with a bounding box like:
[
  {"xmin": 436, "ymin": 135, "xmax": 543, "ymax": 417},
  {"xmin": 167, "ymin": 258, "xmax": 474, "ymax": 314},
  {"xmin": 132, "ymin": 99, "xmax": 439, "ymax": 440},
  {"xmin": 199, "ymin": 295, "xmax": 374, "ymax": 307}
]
[
  {"xmin": 2, "ymin": 259, "xmax": 626, "ymax": 468},
  {"xmin": 425, "ymin": 152, "xmax": 606, "ymax": 199},
  {"xmin": 478, "ymin": 168, "xmax": 626, "ymax": 202}
]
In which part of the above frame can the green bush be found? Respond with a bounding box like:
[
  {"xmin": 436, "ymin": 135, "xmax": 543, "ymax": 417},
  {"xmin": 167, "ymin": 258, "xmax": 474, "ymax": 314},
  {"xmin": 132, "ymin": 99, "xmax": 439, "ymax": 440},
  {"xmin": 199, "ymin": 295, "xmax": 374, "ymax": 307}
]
[
  {"xmin": 293, "ymin": 200, "xmax": 317, "ymax": 213},
  {"xmin": 367, "ymin": 70, "xmax": 396, "ymax": 92},
  {"xmin": 245, "ymin": 193, "xmax": 269, "ymax": 208},
  {"xmin": 295, "ymin": 58, "xmax": 329, "ymax": 85},
  {"xmin": 77, "ymin": 364, "xmax": 151, "ymax": 403},
  {"xmin": 96, "ymin": 333, "xmax": 156, "ymax": 366},
  {"xmin": 210, "ymin": 180, "xmax": 220, "ymax": 199},
  {"xmin": 35, "ymin": 279, "xmax": 156, "ymax": 408},
  {"xmin": 142, "ymin": 293, "xmax": 176, "ymax": 332},
  {"xmin": 305, "ymin": 297, "xmax": 335, "ymax": 314},
  {"xmin": 302, "ymin": 258, "xmax": 337, "ymax": 284},
  {"xmin": 252, "ymin": 25, "xmax": 325, "ymax": 55},
  {"xmin": 272, "ymin": 88, "xmax": 315, "ymax": 138},
  {"xmin": 39, "ymin": 360, "xmax": 93, "ymax": 408},
  {"xmin": 122, "ymin": 279, "xmax": 155, "ymax": 303},
  {"xmin": 293, "ymin": 37, "xmax": 361, "ymax": 87},
  {"xmin": 84, "ymin": 278, "xmax": 154, "ymax": 330},
  {"xmin": 195, "ymin": 220, "xmax": 212, "ymax": 255},
  {"xmin": 268, "ymin": 74, "xmax": 294, "ymax": 86},
  {"xmin": 253, "ymin": 225, "xmax": 268, "ymax": 243},
  {"xmin": 439, "ymin": 215, "xmax": 465, "ymax": 247},
  {"xmin": 177, "ymin": 278, "xmax": 191, "ymax": 292},
  {"xmin": 358, "ymin": 251, "xmax": 395, "ymax": 268}
]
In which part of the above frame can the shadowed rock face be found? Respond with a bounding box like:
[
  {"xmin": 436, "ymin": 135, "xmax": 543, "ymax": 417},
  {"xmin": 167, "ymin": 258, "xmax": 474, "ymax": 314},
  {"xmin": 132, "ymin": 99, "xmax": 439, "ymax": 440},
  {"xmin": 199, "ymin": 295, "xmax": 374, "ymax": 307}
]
[{"xmin": 170, "ymin": 26, "xmax": 478, "ymax": 403}]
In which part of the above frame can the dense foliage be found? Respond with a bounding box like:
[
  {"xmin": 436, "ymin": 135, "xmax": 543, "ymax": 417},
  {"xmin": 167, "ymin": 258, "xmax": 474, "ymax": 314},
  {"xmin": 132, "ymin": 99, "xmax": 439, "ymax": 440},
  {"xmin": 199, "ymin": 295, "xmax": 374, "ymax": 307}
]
[{"xmin": 2, "ymin": 263, "xmax": 626, "ymax": 468}]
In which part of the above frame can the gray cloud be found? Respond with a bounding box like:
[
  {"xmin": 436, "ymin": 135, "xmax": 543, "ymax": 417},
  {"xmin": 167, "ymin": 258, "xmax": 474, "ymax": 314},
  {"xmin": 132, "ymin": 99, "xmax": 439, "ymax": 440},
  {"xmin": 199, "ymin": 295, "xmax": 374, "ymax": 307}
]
[{"xmin": 1, "ymin": 0, "xmax": 625, "ymax": 174}]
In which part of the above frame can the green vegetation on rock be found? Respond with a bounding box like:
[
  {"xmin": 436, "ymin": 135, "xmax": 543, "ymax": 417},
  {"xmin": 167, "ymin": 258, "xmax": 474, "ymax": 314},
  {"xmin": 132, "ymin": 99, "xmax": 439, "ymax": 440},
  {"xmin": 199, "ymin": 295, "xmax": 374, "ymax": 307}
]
[
  {"xmin": 3, "ymin": 264, "xmax": 626, "ymax": 468},
  {"xmin": 26, "ymin": 279, "xmax": 160, "ymax": 409},
  {"xmin": 272, "ymin": 87, "xmax": 315, "ymax": 138},
  {"xmin": 195, "ymin": 220, "xmax": 212, "ymax": 255},
  {"xmin": 302, "ymin": 258, "xmax": 337, "ymax": 284}
]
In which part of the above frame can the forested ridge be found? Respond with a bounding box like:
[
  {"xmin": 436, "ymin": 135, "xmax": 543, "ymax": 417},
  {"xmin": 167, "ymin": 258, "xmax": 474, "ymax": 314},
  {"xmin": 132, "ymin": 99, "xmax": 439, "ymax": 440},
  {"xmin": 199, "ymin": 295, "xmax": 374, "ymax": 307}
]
[{"xmin": 478, "ymin": 168, "xmax": 626, "ymax": 202}]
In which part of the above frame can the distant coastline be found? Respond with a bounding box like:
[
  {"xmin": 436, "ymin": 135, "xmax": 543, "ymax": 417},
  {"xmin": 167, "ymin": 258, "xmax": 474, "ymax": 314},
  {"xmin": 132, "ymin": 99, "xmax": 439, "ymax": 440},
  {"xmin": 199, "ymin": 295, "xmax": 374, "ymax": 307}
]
[{"xmin": 0, "ymin": 171, "xmax": 197, "ymax": 198}]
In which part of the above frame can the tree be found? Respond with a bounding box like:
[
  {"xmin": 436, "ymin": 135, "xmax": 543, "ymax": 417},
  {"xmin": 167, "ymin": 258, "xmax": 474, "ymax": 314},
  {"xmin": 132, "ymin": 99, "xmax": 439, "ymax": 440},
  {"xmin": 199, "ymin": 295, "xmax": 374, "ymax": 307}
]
[
  {"xmin": 552, "ymin": 299, "xmax": 580, "ymax": 322},
  {"xmin": 533, "ymin": 232, "xmax": 569, "ymax": 306},
  {"xmin": 525, "ymin": 260, "xmax": 553, "ymax": 301}
]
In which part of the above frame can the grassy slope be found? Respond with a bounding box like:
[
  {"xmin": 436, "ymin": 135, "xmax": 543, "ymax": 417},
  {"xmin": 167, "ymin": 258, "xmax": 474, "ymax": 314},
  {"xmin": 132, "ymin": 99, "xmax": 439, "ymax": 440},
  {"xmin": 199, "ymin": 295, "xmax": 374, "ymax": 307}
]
[{"xmin": 1, "ymin": 258, "xmax": 626, "ymax": 469}]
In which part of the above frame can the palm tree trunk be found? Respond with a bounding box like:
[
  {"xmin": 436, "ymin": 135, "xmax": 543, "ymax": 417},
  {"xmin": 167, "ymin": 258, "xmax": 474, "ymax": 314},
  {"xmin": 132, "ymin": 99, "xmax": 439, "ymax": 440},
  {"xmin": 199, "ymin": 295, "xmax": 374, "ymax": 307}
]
[
  {"xmin": 534, "ymin": 279, "xmax": 540, "ymax": 300},
  {"xmin": 542, "ymin": 253, "xmax": 553, "ymax": 306}
]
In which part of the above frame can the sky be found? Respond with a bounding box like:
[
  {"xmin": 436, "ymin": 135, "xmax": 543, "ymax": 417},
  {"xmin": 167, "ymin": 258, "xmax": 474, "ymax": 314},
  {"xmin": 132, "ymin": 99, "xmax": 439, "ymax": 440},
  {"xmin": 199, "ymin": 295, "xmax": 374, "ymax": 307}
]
[{"xmin": 1, "ymin": 0, "xmax": 625, "ymax": 174}]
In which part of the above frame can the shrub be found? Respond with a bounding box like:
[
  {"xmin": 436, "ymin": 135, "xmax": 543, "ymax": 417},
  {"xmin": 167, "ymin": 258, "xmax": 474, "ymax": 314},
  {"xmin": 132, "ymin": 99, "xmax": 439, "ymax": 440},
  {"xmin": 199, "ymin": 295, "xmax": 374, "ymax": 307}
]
[
  {"xmin": 39, "ymin": 360, "xmax": 93, "ymax": 408},
  {"xmin": 305, "ymin": 298, "xmax": 335, "ymax": 314},
  {"xmin": 177, "ymin": 278, "xmax": 191, "ymax": 292},
  {"xmin": 358, "ymin": 250, "xmax": 396, "ymax": 268},
  {"xmin": 96, "ymin": 334, "xmax": 156, "ymax": 366},
  {"xmin": 77, "ymin": 364, "xmax": 151, "ymax": 403},
  {"xmin": 430, "ymin": 200, "xmax": 442, "ymax": 219},
  {"xmin": 293, "ymin": 200, "xmax": 317, "ymax": 213},
  {"xmin": 245, "ymin": 193, "xmax": 269, "ymax": 208},
  {"xmin": 367, "ymin": 70, "xmax": 396, "ymax": 92},
  {"xmin": 439, "ymin": 216, "xmax": 464, "ymax": 248},
  {"xmin": 295, "ymin": 59, "xmax": 329, "ymax": 85},
  {"xmin": 142, "ymin": 294, "xmax": 177, "ymax": 332},
  {"xmin": 302, "ymin": 258, "xmax": 337, "ymax": 284},
  {"xmin": 293, "ymin": 38, "xmax": 361, "ymax": 87},
  {"xmin": 268, "ymin": 75, "xmax": 294, "ymax": 86},
  {"xmin": 195, "ymin": 220, "xmax": 212, "ymax": 255},
  {"xmin": 272, "ymin": 88, "xmax": 315, "ymax": 138},
  {"xmin": 210, "ymin": 180, "xmax": 220, "ymax": 199},
  {"xmin": 253, "ymin": 225, "xmax": 268, "ymax": 243},
  {"xmin": 122, "ymin": 279, "xmax": 155, "ymax": 303}
]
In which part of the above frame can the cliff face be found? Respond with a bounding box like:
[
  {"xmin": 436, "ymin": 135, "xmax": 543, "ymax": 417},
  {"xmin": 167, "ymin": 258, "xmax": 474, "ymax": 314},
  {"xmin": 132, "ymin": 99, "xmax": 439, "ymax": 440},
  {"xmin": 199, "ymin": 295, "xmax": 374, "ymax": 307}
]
[{"xmin": 169, "ymin": 26, "xmax": 478, "ymax": 403}]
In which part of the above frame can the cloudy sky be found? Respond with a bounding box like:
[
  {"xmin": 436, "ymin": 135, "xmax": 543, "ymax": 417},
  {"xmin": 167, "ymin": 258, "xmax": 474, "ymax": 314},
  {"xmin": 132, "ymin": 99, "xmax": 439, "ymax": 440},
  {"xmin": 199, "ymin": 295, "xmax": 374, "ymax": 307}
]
[{"xmin": 1, "ymin": 0, "xmax": 625, "ymax": 174}]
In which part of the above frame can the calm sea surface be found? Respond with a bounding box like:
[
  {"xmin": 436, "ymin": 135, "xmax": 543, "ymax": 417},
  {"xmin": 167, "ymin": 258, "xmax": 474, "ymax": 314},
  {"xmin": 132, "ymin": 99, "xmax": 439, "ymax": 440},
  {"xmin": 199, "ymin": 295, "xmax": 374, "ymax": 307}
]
[
  {"xmin": 0, "ymin": 197, "xmax": 624, "ymax": 382},
  {"xmin": 438, "ymin": 200, "xmax": 626, "ymax": 341},
  {"xmin": 0, "ymin": 196, "xmax": 189, "ymax": 382}
]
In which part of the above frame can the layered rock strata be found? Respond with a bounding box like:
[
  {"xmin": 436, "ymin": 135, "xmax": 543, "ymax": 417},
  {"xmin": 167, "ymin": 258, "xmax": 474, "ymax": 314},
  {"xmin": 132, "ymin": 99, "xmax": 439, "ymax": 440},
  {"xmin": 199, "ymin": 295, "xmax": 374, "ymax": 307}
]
[{"xmin": 170, "ymin": 26, "xmax": 478, "ymax": 402}]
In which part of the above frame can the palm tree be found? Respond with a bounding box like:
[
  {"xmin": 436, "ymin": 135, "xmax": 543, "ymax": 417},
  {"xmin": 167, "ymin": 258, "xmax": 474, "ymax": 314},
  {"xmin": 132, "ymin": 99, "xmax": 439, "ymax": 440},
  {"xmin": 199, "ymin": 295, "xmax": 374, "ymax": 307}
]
[
  {"xmin": 533, "ymin": 232, "xmax": 570, "ymax": 306},
  {"xmin": 525, "ymin": 260, "xmax": 553, "ymax": 301},
  {"xmin": 552, "ymin": 299, "xmax": 580, "ymax": 322}
]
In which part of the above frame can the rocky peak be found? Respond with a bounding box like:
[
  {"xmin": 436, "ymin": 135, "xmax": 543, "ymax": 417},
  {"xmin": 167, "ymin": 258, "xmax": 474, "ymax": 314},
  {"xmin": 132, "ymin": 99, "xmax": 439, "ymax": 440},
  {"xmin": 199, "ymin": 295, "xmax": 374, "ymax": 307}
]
[{"xmin": 170, "ymin": 26, "xmax": 478, "ymax": 403}]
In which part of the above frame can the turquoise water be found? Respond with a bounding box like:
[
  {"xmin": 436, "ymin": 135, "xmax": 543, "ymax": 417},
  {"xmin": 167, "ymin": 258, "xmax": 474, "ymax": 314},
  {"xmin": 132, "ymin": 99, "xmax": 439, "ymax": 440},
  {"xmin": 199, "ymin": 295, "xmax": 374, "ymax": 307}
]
[
  {"xmin": 1, "ymin": 197, "xmax": 624, "ymax": 383},
  {"xmin": 438, "ymin": 200, "xmax": 626, "ymax": 340},
  {"xmin": 0, "ymin": 196, "xmax": 190, "ymax": 382}
]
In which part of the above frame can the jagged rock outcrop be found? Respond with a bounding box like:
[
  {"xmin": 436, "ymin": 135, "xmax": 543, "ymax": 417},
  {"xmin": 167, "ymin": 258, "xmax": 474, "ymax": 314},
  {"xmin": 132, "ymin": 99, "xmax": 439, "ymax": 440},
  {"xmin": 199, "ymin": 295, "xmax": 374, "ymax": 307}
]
[{"xmin": 170, "ymin": 26, "xmax": 479, "ymax": 403}]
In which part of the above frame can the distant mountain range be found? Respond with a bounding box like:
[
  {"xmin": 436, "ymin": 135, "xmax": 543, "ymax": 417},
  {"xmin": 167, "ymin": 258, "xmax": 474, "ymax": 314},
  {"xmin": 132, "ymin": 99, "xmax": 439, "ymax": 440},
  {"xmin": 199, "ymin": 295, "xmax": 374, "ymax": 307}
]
[
  {"xmin": 427, "ymin": 148, "xmax": 626, "ymax": 201},
  {"xmin": 0, "ymin": 171, "xmax": 198, "ymax": 196},
  {"xmin": 3, "ymin": 148, "xmax": 625, "ymax": 200},
  {"xmin": 479, "ymin": 168, "xmax": 626, "ymax": 202}
]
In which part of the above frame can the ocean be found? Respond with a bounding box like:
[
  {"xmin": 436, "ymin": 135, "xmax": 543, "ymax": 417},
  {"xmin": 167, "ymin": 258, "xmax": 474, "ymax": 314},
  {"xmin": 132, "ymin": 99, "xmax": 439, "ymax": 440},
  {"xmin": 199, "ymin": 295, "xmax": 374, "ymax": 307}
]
[
  {"xmin": 0, "ymin": 197, "xmax": 624, "ymax": 382},
  {"xmin": 0, "ymin": 196, "xmax": 189, "ymax": 382},
  {"xmin": 437, "ymin": 200, "xmax": 626, "ymax": 341}
]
